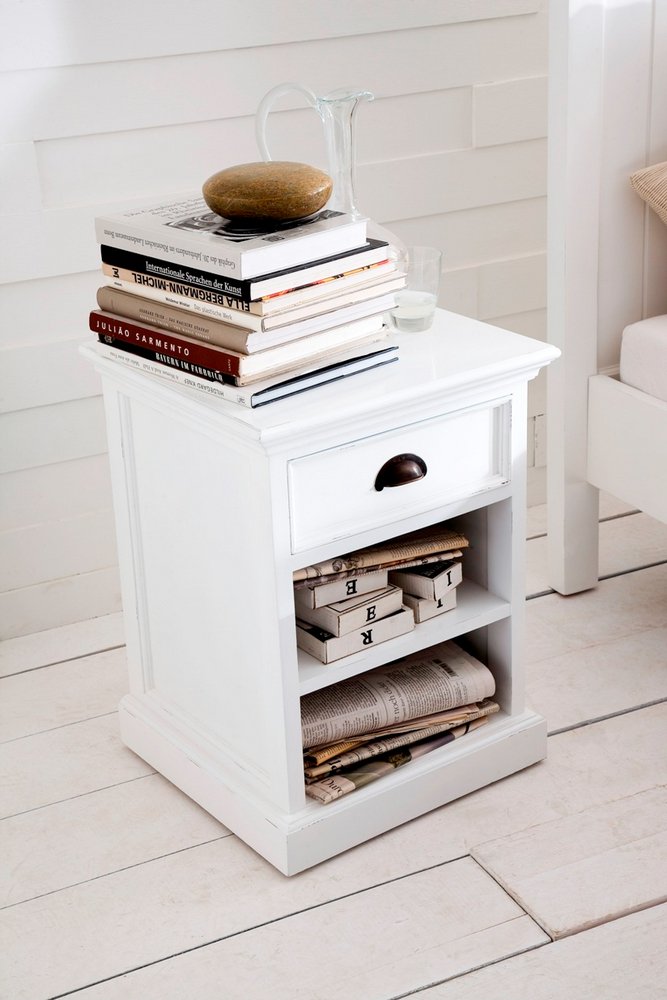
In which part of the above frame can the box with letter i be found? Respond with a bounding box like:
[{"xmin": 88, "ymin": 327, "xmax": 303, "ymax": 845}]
[
  {"xmin": 402, "ymin": 588, "xmax": 457, "ymax": 624},
  {"xmin": 296, "ymin": 606, "xmax": 415, "ymax": 664},
  {"xmin": 294, "ymin": 568, "xmax": 389, "ymax": 610},
  {"xmin": 388, "ymin": 558, "xmax": 462, "ymax": 601}
]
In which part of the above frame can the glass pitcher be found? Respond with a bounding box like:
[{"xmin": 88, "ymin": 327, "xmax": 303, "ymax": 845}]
[{"xmin": 255, "ymin": 83, "xmax": 404, "ymax": 256}]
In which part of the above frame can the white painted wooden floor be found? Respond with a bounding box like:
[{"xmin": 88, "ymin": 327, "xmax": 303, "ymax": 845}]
[{"xmin": 2, "ymin": 498, "xmax": 667, "ymax": 1000}]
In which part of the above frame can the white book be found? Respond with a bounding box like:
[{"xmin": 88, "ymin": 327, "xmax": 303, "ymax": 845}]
[
  {"xmin": 388, "ymin": 559, "xmax": 463, "ymax": 601},
  {"xmin": 95, "ymin": 194, "xmax": 368, "ymax": 280},
  {"xmin": 294, "ymin": 585, "xmax": 403, "ymax": 637},
  {"xmin": 100, "ymin": 261, "xmax": 401, "ymax": 328},
  {"xmin": 296, "ymin": 607, "xmax": 415, "ymax": 664},
  {"xmin": 96, "ymin": 282, "xmax": 401, "ymax": 352},
  {"xmin": 253, "ymin": 262, "xmax": 399, "ymax": 316},
  {"xmin": 402, "ymin": 588, "xmax": 457, "ymax": 624},
  {"xmin": 294, "ymin": 569, "xmax": 389, "ymax": 609},
  {"xmin": 260, "ymin": 275, "xmax": 404, "ymax": 331}
]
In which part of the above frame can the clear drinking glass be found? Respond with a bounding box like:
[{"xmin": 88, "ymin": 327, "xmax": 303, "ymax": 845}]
[{"xmin": 390, "ymin": 246, "xmax": 443, "ymax": 332}]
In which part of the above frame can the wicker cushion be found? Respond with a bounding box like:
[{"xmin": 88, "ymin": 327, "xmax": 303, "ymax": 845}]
[{"xmin": 630, "ymin": 161, "xmax": 667, "ymax": 226}]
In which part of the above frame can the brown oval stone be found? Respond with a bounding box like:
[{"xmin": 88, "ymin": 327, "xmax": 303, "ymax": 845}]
[{"xmin": 202, "ymin": 161, "xmax": 333, "ymax": 222}]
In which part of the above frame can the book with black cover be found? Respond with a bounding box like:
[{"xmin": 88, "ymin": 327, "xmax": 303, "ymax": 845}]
[{"xmin": 100, "ymin": 238, "xmax": 391, "ymax": 303}]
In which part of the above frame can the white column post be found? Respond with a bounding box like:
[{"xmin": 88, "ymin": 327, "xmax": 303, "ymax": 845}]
[{"xmin": 546, "ymin": 0, "xmax": 604, "ymax": 594}]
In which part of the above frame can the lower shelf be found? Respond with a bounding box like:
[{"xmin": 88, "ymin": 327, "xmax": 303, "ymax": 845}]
[{"xmin": 119, "ymin": 695, "xmax": 546, "ymax": 876}]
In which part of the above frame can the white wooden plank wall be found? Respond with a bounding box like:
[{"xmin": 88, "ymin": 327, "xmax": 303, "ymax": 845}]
[{"xmin": 0, "ymin": 0, "xmax": 548, "ymax": 637}]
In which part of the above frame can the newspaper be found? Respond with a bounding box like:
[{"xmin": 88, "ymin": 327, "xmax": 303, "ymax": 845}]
[
  {"xmin": 305, "ymin": 717, "xmax": 489, "ymax": 804},
  {"xmin": 300, "ymin": 640, "xmax": 495, "ymax": 748},
  {"xmin": 304, "ymin": 700, "xmax": 499, "ymax": 779},
  {"xmin": 293, "ymin": 551, "xmax": 463, "ymax": 590},
  {"xmin": 293, "ymin": 526, "xmax": 468, "ymax": 583},
  {"xmin": 304, "ymin": 738, "xmax": 368, "ymax": 768},
  {"xmin": 303, "ymin": 700, "xmax": 498, "ymax": 765}
]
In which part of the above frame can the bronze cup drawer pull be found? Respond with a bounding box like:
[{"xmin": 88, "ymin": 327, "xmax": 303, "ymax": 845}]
[{"xmin": 374, "ymin": 453, "xmax": 428, "ymax": 491}]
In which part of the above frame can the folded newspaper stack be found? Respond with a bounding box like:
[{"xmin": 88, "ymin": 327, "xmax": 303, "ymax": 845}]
[
  {"xmin": 301, "ymin": 640, "xmax": 499, "ymax": 805},
  {"xmin": 293, "ymin": 525, "xmax": 468, "ymax": 586}
]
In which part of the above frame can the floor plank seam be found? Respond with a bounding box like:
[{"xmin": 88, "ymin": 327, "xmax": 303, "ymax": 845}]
[
  {"xmin": 466, "ymin": 853, "xmax": 555, "ymax": 941},
  {"xmin": 0, "ymin": 773, "xmax": 156, "ymax": 823},
  {"xmin": 525, "ymin": 507, "xmax": 641, "ymax": 543},
  {"xmin": 547, "ymin": 897, "xmax": 667, "ymax": 942},
  {"xmin": 526, "ymin": 554, "xmax": 667, "ymax": 602},
  {"xmin": 0, "ymin": 644, "xmax": 127, "ymax": 679},
  {"xmin": 547, "ymin": 696, "xmax": 667, "ymax": 736},
  {"xmin": 598, "ymin": 509, "xmax": 641, "ymax": 523},
  {"xmin": 376, "ymin": 899, "xmax": 667, "ymax": 1000},
  {"xmin": 0, "ymin": 834, "xmax": 231, "ymax": 912},
  {"xmin": 1, "ymin": 710, "xmax": 120, "ymax": 746},
  {"xmin": 526, "ymin": 588, "xmax": 556, "ymax": 600},
  {"xmin": 382, "ymin": 939, "xmax": 552, "ymax": 1000},
  {"xmin": 38, "ymin": 853, "xmax": 474, "ymax": 1000},
  {"xmin": 598, "ymin": 557, "xmax": 667, "ymax": 581}
]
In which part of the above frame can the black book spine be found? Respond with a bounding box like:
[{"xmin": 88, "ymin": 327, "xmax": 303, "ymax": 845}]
[
  {"xmin": 100, "ymin": 238, "xmax": 388, "ymax": 304},
  {"xmin": 100, "ymin": 245, "xmax": 250, "ymax": 300}
]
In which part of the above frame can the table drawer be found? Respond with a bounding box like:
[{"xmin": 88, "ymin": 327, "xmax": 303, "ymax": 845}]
[{"xmin": 288, "ymin": 399, "xmax": 510, "ymax": 552}]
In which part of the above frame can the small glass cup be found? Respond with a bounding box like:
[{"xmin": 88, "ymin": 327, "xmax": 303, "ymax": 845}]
[{"xmin": 390, "ymin": 246, "xmax": 443, "ymax": 332}]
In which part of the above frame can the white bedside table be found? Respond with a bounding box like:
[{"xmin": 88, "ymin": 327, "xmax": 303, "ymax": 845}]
[{"xmin": 82, "ymin": 309, "xmax": 559, "ymax": 875}]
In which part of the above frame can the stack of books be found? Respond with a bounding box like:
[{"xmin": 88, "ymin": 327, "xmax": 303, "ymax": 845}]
[
  {"xmin": 294, "ymin": 526, "xmax": 467, "ymax": 663},
  {"xmin": 90, "ymin": 193, "xmax": 405, "ymax": 407}
]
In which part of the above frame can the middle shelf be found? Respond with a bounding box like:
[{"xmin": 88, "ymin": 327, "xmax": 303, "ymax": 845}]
[{"xmin": 297, "ymin": 578, "xmax": 510, "ymax": 694}]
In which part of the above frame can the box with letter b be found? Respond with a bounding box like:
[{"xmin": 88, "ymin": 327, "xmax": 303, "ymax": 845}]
[{"xmin": 293, "ymin": 568, "xmax": 389, "ymax": 610}]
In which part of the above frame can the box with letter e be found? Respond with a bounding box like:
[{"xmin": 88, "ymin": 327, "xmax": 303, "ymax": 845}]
[{"xmin": 294, "ymin": 584, "xmax": 403, "ymax": 637}]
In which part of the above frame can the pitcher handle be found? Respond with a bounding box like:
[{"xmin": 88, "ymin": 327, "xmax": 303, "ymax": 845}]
[{"xmin": 255, "ymin": 83, "xmax": 319, "ymax": 161}]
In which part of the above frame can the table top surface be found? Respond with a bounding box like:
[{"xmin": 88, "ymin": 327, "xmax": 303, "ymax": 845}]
[{"xmin": 83, "ymin": 308, "xmax": 560, "ymax": 443}]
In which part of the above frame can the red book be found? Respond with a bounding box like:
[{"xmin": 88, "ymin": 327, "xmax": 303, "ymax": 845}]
[{"xmin": 89, "ymin": 309, "xmax": 387, "ymax": 385}]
